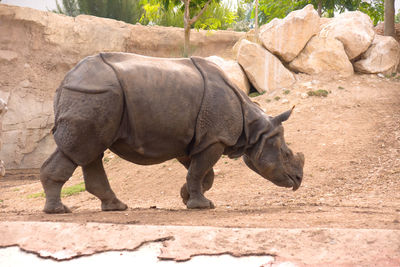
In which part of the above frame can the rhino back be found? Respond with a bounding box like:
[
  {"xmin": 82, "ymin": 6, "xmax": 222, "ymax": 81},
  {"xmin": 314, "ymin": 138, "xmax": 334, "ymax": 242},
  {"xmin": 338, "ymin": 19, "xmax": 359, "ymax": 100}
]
[
  {"xmin": 101, "ymin": 53, "xmax": 204, "ymax": 162},
  {"xmin": 53, "ymin": 54, "xmax": 124, "ymax": 165}
]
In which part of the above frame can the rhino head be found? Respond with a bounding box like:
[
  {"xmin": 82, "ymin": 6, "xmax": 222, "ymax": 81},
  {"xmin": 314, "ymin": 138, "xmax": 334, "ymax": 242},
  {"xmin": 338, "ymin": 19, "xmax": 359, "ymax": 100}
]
[{"xmin": 243, "ymin": 108, "xmax": 305, "ymax": 191}]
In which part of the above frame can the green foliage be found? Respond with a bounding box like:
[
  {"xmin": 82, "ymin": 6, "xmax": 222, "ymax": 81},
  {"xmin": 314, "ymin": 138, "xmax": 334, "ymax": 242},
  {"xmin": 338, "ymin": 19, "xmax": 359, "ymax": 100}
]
[
  {"xmin": 232, "ymin": 0, "xmax": 251, "ymax": 31},
  {"xmin": 396, "ymin": 10, "xmax": 400, "ymax": 23},
  {"xmin": 257, "ymin": 0, "xmax": 385, "ymax": 25},
  {"xmin": 28, "ymin": 182, "xmax": 86, "ymax": 199},
  {"xmin": 141, "ymin": 0, "xmax": 233, "ymax": 29},
  {"xmin": 140, "ymin": 0, "xmax": 184, "ymax": 26},
  {"xmin": 194, "ymin": 2, "xmax": 237, "ymax": 30},
  {"xmin": 77, "ymin": 0, "xmax": 144, "ymax": 24},
  {"xmin": 257, "ymin": 0, "xmax": 298, "ymax": 24},
  {"xmin": 53, "ymin": 0, "xmax": 80, "ymax": 16},
  {"xmin": 357, "ymin": 0, "xmax": 384, "ymax": 25},
  {"xmin": 283, "ymin": 89, "xmax": 291, "ymax": 95}
]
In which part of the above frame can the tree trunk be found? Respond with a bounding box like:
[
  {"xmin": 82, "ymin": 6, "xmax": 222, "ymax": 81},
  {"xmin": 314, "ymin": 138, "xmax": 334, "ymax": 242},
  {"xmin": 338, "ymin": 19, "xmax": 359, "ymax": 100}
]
[
  {"xmin": 255, "ymin": 0, "xmax": 259, "ymax": 42},
  {"xmin": 317, "ymin": 0, "xmax": 322, "ymax": 17},
  {"xmin": 184, "ymin": 24, "xmax": 191, "ymax": 57},
  {"xmin": 183, "ymin": 0, "xmax": 190, "ymax": 57},
  {"xmin": 182, "ymin": 0, "xmax": 211, "ymax": 57},
  {"xmin": 384, "ymin": 0, "xmax": 395, "ymax": 37}
]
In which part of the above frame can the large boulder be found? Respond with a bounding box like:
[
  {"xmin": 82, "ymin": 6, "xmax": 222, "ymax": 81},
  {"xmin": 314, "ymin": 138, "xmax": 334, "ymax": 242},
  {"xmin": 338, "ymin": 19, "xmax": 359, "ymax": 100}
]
[
  {"xmin": 0, "ymin": 98, "xmax": 7, "ymax": 176},
  {"xmin": 232, "ymin": 29, "xmax": 260, "ymax": 57},
  {"xmin": 319, "ymin": 11, "xmax": 375, "ymax": 60},
  {"xmin": 353, "ymin": 35, "xmax": 400, "ymax": 75},
  {"xmin": 237, "ymin": 40, "xmax": 296, "ymax": 93},
  {"xmin": 259, "ymin": 4, "xmax": 320, "ymax": 62},
  {"xmin": 289, "ymin": 36, "xmax": 354, "ymax": 77},
  {"xmin": 206, "ymin": 56, "xmax": 251, "ymax": 94}
]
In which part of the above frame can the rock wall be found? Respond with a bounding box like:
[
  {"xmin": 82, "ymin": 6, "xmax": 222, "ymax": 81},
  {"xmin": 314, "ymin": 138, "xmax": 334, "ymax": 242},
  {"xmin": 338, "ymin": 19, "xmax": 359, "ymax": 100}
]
[
  {"xmin": 0, "ymin": 4, "xmax": 244, "ymax": 169},
  {"xmin": 0, "ymin": 98, "xmax": 7, "ymax": 176}
]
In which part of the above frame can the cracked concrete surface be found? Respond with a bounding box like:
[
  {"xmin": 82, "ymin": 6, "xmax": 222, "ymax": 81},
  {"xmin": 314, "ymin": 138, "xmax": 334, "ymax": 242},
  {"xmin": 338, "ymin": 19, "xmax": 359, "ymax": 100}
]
[
  {"xmin": 0, "ymin": 244, "xmax": 275, "ymax": 267},
  {"xmin": 0, "ymin": 221, "xmax": 399, "ymax": 265}
]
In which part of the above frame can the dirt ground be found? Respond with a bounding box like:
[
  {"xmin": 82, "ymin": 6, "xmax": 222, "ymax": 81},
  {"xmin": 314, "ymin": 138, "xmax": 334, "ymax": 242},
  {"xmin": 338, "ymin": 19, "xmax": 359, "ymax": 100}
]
[{"xmin": 1, "ymin": 73, "xmax": 400, "ymax": 230}]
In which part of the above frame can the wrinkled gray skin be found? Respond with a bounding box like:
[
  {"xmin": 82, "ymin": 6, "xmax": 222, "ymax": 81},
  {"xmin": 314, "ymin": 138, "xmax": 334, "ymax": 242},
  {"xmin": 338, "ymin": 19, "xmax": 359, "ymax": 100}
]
[{"xmin": 40, "ymin": 52, "xmax": 305, "ymax": 213}]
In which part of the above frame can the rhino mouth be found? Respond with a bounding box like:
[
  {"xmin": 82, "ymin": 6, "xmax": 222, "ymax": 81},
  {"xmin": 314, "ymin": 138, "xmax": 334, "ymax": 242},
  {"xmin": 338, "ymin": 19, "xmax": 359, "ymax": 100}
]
[{"xmin": 287, "ymin": 174, "xmax": 301, "ymax": 191}]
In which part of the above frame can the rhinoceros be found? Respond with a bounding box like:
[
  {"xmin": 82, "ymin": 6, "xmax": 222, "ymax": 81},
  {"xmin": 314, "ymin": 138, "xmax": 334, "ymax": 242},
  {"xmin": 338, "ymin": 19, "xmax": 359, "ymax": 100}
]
[{"xmin": 40, "ymin": 52, "xmax": 304, "ymax": 213}]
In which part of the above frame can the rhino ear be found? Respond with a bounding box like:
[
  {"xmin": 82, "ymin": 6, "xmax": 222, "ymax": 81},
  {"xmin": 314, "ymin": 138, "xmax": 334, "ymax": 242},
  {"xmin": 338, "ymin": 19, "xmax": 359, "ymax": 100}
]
[
  {"xmin": 272, "ymin": 106, "xmax": 295, "ymax": 125},
  {"xmin": 243, "ymin": 106, "xmax": 272, "ymax": 146}
]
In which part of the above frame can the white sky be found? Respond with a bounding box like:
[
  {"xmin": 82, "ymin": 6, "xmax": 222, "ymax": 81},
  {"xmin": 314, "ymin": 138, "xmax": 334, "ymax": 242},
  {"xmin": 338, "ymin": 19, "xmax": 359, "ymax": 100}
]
[
  {"xmin": 2, "ymin": 0, "xmax": 57, "ymax": 11},
  {"xmin": 1, "ymin": 0, "xmax": 399, "ymax": 15}
]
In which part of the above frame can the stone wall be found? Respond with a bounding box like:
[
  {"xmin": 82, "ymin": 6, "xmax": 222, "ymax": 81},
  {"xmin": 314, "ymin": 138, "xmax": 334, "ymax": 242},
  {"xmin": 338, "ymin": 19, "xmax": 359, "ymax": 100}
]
[
  {"xmin": 0, "ymin": 98, "xmax": 6, "ymax": 176},
  {"xmin": 0, "ymin": 4, "xmax": 244, "ymax": 169}
]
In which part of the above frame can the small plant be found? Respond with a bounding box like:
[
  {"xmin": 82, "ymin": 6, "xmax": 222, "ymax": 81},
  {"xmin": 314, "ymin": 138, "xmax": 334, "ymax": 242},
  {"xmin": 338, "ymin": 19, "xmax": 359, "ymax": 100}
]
[
  {"xmin": 13, "ymin": 188, "xmax": 20, "ymax": 192},
  {"xmin": 307, "ymin": 89, "xmax": 329, "ymax": 97},
  {"xmin": 283, "ymin": 89, "xmax": 291, "ymax": 95},
  {"xmin": 385, "ymin": 73, "xmax": 397, "ymax": 78},
  {"xmin": 249, "ymin": 92, "xmax": 259, "ymax": 98},
  {"xmin": 103, "ymin": 157, "xmax": 110, "ymax": 163},
  {"xmin": 27, "ymin": 192, "xmax": 45, "ymax": 199},
  {"xmin": 274, "ymin": 96, "xmax": 281, "ymax": 101},
  {"xmin": 338, "ymin": 86, "xmax": 345, "ymax": 90},
  {"xmin": 265, "ymin": 99, "xmax": 271, "ymax": 103},
  {"xmin": 0, "ymin": 200, "xmax": 3, "ymax": 203},
  {"xmin": 61, "ymin": 182, "xmax": 86, "ymax": 197},
  {"xmin": 28, "ymin": 182, "xmax": 86, "ymax": 199},
  {"xmin": 249, "ymin": 91, "xmax": 265, "ymax": 98}
]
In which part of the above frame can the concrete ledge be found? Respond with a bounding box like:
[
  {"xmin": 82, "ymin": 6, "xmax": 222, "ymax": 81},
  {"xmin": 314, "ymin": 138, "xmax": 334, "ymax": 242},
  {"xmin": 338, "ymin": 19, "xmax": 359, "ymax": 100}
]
[{"xmin": 0, "ymin": 221, "xmax": 399, "ymax": 265}]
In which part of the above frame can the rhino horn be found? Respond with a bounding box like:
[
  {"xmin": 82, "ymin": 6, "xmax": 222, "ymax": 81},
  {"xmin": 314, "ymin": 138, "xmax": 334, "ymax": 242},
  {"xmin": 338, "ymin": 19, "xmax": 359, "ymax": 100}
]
[{"xmin": 273, "ymin": 106, "xmax": 295, "ymax": 125}]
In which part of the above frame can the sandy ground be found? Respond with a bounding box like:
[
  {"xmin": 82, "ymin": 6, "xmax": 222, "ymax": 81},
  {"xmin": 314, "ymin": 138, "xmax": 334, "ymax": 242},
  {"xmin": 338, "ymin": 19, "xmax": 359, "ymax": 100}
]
[{"xmin": 1, "ymin": 73, "xmax": 400, "ymax": 230}]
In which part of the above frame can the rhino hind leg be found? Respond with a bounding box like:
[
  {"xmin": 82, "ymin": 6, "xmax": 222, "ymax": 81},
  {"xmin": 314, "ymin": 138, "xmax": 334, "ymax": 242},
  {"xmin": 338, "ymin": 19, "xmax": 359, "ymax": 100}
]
[
  {"xmin": 181, "ymin": 143, "xmax": 224, "ymax": 209},
  {"xmin": 82, "ymin": 155, "xmax": 127, "ymax": 211},
  {"xmin": 40, "ymin": 148, "xmax": 77, "ymax": 214}
]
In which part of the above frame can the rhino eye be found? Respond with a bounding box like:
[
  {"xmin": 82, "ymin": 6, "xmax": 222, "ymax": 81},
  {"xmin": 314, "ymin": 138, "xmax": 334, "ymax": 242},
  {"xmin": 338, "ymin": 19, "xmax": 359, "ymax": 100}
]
[
  {"xmin": 282, "ymin": 146, "xmax": 293, "ymax": 158},
  {"xmin": 267, "ymin": 135, "xmax": 280, "ymax": 146}
]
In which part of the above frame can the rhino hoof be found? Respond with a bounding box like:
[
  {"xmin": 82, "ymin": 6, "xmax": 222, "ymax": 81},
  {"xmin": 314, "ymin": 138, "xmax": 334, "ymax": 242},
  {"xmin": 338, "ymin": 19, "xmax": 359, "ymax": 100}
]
[
  {"xmin": 187, "ymin": 196, "xmax": 215, "ymax": 209},
  {"xmin": 44, "ymin": 203, "xmax": 72, "ymax": 214},
  {"xmin": 101, "ymin": 198, "xmax": 128, "ymax": 211}
]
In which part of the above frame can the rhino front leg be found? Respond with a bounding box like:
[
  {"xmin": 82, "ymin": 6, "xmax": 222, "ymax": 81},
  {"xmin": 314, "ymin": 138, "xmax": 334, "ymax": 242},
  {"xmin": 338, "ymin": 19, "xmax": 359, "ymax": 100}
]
[
  {"xmin": 185, "ymin": 143, "xmax": 224, "ymax": 209},
  {"xmin": 178, "ymin": 157, "xmax": 214, "ymax": 205},
  {"xmin": 41, "ymin": 149, "xmax": 77, "ymax": 213},
  {"xmin": 82, "ymin": 155, "xmax": 127, "ymax": 211}
]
